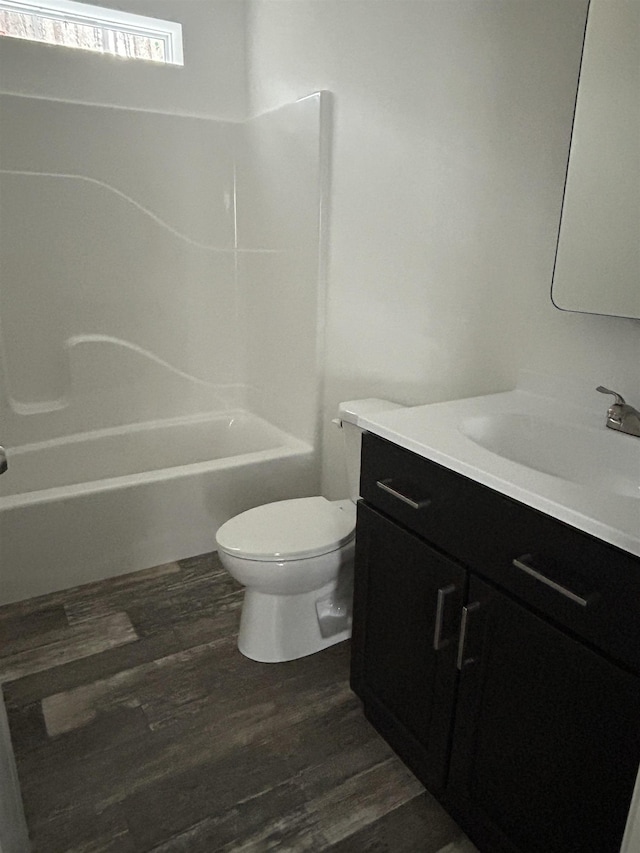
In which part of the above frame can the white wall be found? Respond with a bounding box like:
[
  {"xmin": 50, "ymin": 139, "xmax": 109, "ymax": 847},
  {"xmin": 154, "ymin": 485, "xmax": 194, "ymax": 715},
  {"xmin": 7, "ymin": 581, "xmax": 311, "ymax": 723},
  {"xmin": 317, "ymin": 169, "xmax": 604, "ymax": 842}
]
[
  {"xmin": 0, "ymin": 0, "xmax": 247, "ymax": 119},
  {"xmin": 0, "ymin": 2, "xmax": 249, "ymax": 442},
  {"xmin": 237, "ymin": 93, "xmax": 328, "ymax": 445},
  {"xmin": 0, "ymin": 3, "xmax": 326, "ymax": 454},
  {"xmin": 0, "ymin": 95, "xmax": 242, "ymax": 446},
  {"xmin": 246, "ymin": 0, "xmax": 640, "ymax": 497}
]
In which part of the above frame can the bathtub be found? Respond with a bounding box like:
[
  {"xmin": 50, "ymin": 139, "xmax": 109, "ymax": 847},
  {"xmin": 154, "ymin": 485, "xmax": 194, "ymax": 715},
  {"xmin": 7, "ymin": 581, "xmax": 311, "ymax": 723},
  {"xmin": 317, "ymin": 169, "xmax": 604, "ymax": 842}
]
[{"xmin": 0, "ymin": 411, "xmax": 316, "ymax": 605}]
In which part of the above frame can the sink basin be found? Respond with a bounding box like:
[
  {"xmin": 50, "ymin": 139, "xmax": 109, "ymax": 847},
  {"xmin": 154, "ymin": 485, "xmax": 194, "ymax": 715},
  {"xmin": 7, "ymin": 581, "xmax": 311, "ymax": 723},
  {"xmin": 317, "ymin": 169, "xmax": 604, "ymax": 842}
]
[
  {"xmin": 353, "ymin": 374, "xmax": 640, "ymax": 556},
  {"xmin": 460, "ymin": 413, "xmax": 640, "ymax": 499}
]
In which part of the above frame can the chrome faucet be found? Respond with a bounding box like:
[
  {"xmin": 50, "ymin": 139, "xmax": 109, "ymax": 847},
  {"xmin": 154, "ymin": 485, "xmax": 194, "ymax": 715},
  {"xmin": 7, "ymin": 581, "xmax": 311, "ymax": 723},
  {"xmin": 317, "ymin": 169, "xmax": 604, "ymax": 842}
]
[{"xmin": 596, "ymin": 387, "xmax": 640, "ymax": 438}]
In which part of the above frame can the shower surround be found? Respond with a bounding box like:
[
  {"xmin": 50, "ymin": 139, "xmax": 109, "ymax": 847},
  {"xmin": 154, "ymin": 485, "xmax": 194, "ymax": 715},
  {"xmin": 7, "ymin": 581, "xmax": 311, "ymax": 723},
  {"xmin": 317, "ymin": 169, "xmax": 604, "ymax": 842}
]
[{"xmin": 0, "ymin": 91, "xmax": 328, "ymax": 605}]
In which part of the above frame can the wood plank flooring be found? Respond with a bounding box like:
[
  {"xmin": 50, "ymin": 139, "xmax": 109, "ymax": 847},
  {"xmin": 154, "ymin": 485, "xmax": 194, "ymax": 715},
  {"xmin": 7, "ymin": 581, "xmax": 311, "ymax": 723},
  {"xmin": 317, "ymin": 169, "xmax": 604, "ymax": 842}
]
[{"xmin": 0, "ymin": 553, "xmax": 477, "ymax": 852}]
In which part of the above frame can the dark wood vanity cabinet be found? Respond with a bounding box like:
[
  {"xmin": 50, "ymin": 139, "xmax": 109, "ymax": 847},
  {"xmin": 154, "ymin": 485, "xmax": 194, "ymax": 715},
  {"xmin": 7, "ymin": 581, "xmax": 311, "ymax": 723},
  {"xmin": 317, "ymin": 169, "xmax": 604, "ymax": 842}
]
[
  {"xmin": 447, "ymin": 575, "xmax": 640, "ymax": 853},
  {"xmin": 351, "ymin": 501, "xmax": 465, "ymax": 792},
  {"xmin": 351, "ymin": 432, "xmax": 640, "ymax": 853}
]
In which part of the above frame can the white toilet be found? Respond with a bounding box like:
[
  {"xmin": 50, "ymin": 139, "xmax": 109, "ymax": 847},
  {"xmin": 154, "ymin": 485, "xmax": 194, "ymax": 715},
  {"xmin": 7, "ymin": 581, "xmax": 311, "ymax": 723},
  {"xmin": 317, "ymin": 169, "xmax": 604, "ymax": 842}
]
[{"xmin": 215, "ymin": 399, "xmax": 400, "ymax": 663}]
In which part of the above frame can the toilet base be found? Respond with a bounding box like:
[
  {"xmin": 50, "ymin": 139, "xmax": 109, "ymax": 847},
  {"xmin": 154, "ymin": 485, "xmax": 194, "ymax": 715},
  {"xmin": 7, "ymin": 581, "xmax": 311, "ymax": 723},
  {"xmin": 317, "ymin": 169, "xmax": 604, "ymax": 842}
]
[{"xmin": 238, "ymin": 578, "xmax": 352, "ymax": 663}]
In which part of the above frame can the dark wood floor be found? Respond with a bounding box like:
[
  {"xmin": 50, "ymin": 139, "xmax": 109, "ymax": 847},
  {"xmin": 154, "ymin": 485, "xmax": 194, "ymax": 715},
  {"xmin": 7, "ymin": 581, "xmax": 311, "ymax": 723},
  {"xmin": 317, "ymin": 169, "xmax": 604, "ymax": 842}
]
[{"xmin": 0, "ymin": 553, "xmax": 477, "ymax": 853}]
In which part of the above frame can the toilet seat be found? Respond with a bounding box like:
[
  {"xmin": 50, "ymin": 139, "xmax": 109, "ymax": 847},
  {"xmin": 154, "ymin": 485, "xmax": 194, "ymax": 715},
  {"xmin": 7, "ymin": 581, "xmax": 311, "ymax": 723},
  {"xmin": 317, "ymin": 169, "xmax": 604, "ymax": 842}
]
[{"xmin": 216, "ymin": 497, "xmax": 356, "ymax": 562}]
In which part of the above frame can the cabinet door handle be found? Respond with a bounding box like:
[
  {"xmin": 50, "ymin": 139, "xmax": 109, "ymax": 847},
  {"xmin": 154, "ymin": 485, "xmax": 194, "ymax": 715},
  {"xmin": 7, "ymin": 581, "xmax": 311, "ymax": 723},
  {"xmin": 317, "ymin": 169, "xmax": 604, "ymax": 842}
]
[
  {"xmin": 512, "ymin": 554, "xmax": 594, "ymax": 608},
  {"xmin": 376, "ymin": 479, "xmax": 431, "ymax": 510},
  {"xmin": 433, "ymin": 584, "xmax": 457, "ymax": 651},
  {"xmin": 456, "ymin": 601, "xmax": 480, "ymax": 670}
]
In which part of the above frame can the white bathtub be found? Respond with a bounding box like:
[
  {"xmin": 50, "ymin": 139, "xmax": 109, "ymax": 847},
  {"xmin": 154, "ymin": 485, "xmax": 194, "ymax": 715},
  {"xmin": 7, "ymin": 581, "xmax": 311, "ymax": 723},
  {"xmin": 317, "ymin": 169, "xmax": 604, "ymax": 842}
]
[{"xmin": 0, "ymin": 412, "xmax": 316, "ymax": 605}]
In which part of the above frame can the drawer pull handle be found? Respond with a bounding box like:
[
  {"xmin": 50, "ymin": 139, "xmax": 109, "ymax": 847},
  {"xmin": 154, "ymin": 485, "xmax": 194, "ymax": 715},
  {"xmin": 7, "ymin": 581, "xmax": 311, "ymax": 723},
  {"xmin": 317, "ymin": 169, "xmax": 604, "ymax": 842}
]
[
  {"xmin": 376, "ymin": 479, "xmax": 430, "ymax": 510},
  {"xmin": 456, "ymin": 601, "xmax": 480, "ymax": 670},
  {"xmin": 512, "ymin": 555, "xmax": 592, "ymax": 608},
  {"xmin": 433, "ymin": 584, "xmax": 457, "ymax": 651}
]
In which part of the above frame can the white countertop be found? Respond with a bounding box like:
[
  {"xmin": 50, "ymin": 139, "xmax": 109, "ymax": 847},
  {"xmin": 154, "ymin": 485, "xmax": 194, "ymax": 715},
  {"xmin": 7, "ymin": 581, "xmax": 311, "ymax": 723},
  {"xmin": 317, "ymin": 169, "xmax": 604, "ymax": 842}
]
[{"xmin": 354, "ymin": 376, "xmax": 640, "ymax": 558}]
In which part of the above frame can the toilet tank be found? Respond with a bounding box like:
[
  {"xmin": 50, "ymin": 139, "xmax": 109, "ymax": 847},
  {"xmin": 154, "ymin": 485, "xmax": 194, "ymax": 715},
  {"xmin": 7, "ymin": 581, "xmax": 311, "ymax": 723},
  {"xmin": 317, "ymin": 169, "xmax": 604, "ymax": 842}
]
[{"xmin": 337, "ymin": 399, "xmax": 404, "ymax": 502}]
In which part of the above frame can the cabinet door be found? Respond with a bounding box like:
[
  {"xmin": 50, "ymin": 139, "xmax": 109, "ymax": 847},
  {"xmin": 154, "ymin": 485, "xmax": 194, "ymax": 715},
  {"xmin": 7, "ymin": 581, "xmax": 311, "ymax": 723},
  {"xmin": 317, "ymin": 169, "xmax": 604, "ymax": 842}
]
[
  {"xmin": 351, "ymin": 502, "xmax": 465, "ymax": 793},
  {"xmin": 447, "ymin": 576, "xmax": 640, "ymax": 853}
]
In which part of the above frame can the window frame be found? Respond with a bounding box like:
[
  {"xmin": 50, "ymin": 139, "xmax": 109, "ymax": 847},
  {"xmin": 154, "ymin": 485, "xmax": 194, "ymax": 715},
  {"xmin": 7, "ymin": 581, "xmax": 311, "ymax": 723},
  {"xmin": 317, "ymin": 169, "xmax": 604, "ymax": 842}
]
[{"xmin": 0, "ymin": 0, "xmax": 184, "ymax": 65}]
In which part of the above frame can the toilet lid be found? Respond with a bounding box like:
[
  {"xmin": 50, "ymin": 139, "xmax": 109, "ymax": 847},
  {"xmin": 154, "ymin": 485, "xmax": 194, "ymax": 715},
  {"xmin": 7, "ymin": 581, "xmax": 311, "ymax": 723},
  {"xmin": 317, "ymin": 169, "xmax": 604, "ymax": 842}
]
[{"xmin": 216, "ymin": 497, "xmax": 356, "ymax": 561}]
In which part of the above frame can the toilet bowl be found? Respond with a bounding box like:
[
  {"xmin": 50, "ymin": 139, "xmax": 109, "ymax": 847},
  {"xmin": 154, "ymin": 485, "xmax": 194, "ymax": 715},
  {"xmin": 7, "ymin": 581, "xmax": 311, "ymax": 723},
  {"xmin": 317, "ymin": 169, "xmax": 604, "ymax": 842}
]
[
  {"xmin": 217, "ymin": 497, "xmax": 356, "ymax": 662},
  {"xmin": 215, "ymin": 399, "xmax": 401, "ymax": 663}
]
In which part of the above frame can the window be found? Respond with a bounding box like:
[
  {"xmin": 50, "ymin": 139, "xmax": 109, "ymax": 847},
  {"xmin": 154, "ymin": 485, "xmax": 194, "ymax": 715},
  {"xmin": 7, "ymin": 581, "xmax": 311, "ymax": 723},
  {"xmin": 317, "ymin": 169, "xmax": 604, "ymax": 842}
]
[{"xmin": 0, "ymin": 0, "xmax": 183, "ymax": 65}]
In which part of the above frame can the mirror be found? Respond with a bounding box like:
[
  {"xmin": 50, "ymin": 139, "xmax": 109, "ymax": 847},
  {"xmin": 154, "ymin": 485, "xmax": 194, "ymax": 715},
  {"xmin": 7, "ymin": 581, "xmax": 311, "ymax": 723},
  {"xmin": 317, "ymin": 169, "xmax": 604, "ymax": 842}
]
[{"xmin": 551, "ymin": 0, "xmax": 640, "ymax": 319}]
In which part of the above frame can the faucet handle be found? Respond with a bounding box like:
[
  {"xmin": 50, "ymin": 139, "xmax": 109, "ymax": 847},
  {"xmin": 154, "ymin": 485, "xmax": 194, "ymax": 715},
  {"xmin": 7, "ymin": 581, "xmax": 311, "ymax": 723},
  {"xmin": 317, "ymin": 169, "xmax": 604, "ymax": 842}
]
[
  {"xmin": 597, "ymin": 387, "xmax": 640, "ymax": 437},
  {"xmin": 596, "ymin": 386, "xmax": 627, "ymax": 406}
]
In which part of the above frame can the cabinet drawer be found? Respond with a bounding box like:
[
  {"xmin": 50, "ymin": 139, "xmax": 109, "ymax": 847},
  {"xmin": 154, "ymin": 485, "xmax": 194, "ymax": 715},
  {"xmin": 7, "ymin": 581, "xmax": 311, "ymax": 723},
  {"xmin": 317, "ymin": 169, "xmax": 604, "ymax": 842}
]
[{"xmin": 360, "ymin": 432, "xmax": 640, "ymax": 672}]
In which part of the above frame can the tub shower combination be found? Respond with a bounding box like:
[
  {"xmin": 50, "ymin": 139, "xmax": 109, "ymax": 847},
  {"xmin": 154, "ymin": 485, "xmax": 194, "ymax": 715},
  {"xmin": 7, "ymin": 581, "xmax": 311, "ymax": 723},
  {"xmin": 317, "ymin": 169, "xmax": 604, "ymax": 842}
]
[
  {"xmin": 0, "ymin": 91, "xmax": 327, "ymax": 605},
  {"xmin": 0, "ymin": 408, "xmax": 314, "ymax": 605}
]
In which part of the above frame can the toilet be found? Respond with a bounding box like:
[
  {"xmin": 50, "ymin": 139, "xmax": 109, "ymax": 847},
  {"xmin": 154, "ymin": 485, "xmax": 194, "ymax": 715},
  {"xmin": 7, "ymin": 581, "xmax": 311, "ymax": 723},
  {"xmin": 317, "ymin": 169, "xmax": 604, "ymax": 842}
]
[{"xmin": 215, "ymin": 399, "xmax": 401, "ymax": 663}]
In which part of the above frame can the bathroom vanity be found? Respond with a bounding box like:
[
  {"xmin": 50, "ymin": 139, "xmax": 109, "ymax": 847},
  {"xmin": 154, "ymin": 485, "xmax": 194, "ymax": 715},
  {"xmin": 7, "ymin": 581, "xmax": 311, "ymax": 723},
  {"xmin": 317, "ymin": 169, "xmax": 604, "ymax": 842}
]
[{"xmin": 349, "ymin": 378, "xmax": 640, "ymax": 853}]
